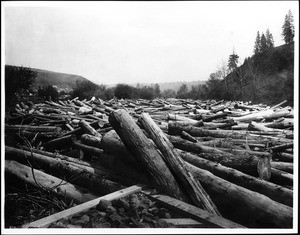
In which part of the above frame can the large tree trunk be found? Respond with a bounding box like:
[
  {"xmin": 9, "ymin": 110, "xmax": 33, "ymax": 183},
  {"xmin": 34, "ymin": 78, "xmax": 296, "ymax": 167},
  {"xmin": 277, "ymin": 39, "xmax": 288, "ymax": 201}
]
[
  {"xmin": 167, "ymin": 134, "xmax": 271, "ymax": 179},
  {"xmin": 139, "ymin": 113, "xmax": 220, "ymax": 215},
  {"xmin": 5, "ymin": 160, "xmax": 98, "ymax": 204},
  {"xmin": 108, "ymin": 109, "xmax": 188, "ymax": 202},
  {"xmin": 87, "ymin": 130, "xmax": 292, "ymax": 227},
  {"xmin": 188, "ymin": 163, "xmax": 293, "ymax": 228},
  {"xmin": 177, "ymin": 149, "xmax": 292, "ymax": 207}
]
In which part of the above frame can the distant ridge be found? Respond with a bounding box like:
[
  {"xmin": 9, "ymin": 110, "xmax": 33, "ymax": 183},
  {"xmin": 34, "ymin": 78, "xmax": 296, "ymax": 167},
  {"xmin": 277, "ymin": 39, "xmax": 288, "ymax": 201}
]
[
  {"xmin": 33, "ymin": 68, "xmax": 91, "ymax": 91},
  {"xmin": 13, "ymin": 66, "xmax": 205, "ymax": 92}
]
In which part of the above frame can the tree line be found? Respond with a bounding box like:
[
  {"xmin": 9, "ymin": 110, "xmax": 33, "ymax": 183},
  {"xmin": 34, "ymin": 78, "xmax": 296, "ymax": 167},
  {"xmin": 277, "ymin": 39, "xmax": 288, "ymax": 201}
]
[{"xmin": 5, "ymin": 10, "xmax": 295, "ymax": 108}]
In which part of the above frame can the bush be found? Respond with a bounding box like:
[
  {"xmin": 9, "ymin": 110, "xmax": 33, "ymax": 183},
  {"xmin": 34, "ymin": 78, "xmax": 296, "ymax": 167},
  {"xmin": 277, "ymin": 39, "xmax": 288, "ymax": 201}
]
[
  {"xmin": 38, "ymin": 85, "xmax": 59, "ymax": 101},
  {"xmin": 5, "ymin": 65, "xmax": 37, "ymax": 107}
]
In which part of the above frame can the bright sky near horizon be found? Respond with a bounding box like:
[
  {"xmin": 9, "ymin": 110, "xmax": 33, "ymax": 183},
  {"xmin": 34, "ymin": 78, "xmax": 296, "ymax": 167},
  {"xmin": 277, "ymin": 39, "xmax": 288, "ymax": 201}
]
[{"xmin": 3, "ymin": 1, "xmax": 299, "ymax": 85}]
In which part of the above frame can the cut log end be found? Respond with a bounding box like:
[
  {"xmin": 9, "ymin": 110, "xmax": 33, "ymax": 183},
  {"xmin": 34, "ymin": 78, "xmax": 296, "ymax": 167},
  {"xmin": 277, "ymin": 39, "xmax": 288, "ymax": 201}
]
[{"xmin": 257, "ymin": 156, "xmax": 271, "ymax": 180}]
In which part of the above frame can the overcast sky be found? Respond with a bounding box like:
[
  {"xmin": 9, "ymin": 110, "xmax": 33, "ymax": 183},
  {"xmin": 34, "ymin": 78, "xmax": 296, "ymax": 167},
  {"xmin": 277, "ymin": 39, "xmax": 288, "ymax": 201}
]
[{"xmin": 4, "ymin": 1, "xmax": 299, "ymax": 85}]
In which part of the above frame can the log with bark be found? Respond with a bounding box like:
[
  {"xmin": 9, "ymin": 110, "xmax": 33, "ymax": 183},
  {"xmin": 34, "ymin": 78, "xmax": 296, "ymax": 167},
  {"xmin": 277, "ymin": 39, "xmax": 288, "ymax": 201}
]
[
  {"xmin": 177, "ymin": 149, "xmax": 292, "ymax": 207},
  {"xmin": 188, "ymin": 163, "xmax": 293, "ymax": 228},
  {"xmin": 5, "ymin": 146, "xmax": 124, "ymax": 195},
  {"xmin": 139, "ymin": 113, "xmax": 220, "ymax": 215},
  {"xmin": 167, "ymin": 134, "xmax": 271, "ymax": 179},
  {"xmin": 5, "ymin": 160, "xmax": 99, "ymax": 204},
  {"xmin": 108, "ymin": 109, "xmax": 188, "ymax": 202}
]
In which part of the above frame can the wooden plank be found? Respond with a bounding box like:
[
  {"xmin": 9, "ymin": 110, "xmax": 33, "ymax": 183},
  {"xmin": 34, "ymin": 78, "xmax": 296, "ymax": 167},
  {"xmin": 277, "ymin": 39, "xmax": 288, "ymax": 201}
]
[
  {"xmin": 161, "ymin": 218, "xmax": 205, "ymax": 228},
  {"xmin": 145, "ymin": 194, "xmax": 246, "ymax": 228},
  {"xmin": 22, "ymin": 184, "xmax": 145, "ymax": 228}
]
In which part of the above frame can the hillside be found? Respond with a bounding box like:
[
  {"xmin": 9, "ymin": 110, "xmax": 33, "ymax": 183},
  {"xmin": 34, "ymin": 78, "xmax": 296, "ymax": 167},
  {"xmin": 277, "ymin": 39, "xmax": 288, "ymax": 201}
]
[
  {"xmin": 223, "ymin": 42, "xmax": 294, "ymax": 105},
  {"xmin": 33, "ymin": 69, "xmax": 89, "ymax": 91}
]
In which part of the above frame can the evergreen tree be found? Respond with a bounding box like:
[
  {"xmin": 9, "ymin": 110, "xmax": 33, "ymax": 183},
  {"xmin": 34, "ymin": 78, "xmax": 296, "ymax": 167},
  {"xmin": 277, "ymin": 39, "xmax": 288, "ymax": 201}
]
[
  {"xmin": 228, "ymin": 51, "xmax": 239, "ymax": 71},
  {"xmin": 282, "ymin": 10, "xmax": 295, "ymax": 44},
  {"xmin": 254, "ymin": 31, "xmax": 261, "ymax": 54},
  {"xmin": 265, "ymin": 29, "xmax": 274, "ymax": 48},
  {"xmin": 260, "ymin": 33, "xmax": 268, "ymax": 52}
]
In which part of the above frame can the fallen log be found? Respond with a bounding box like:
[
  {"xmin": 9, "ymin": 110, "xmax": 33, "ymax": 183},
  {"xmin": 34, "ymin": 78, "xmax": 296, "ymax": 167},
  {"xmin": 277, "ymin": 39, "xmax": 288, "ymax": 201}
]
[
  {"xmin": 273, "ymin": 152, "xmax": 293, "ymax": 162},
  {"xmin": 139, "ymin": 113, "xmax": 220, "ymax": 215},
  {"xmin": 168, "ymin": 121, "xmax": 290, "ymax": 140},
  {"xmin": 201, "ymin": 112, "xmax": 227, "ymax": 122},
  {"xmin": 79, "ymin": 120, "xmax": 102, "ymax": 138},
  {"xmin": 80, "ymin": 134, "xmax": 102, "ymax": 148},
  {"xmin": 100, "ymin": 130, "xmax": 138, "ymax": 166},
  {"xmin": 269, "ymin": 168, "xmax": 293, "ymax": 186},
  {"xmin": 167, "ymin": 134, "xmax": 271, "ymax": 179},
  {"xmin": 177, "ymin": 149, "xmax": 292, "ymax": 207},
  {"xmin": 271, "ymin": 161, "xmax": 293, "ymax": 174},
  {"xmin": 109, "ymin": 109, "xmax": 188, "ymax": 202},
  {"xmin": 20, "ymin": 146, "xmax": 144, "ymax": 186},
  {"xmin": 5, "ymin": 160, "xmax": 98, "ymax": 204},
  {"xmin": 5, "ymin": 146, "xmax": 124, "ymax": 195},
  {"xmin": 5, "ymin": 124, "xmax": 62, "ymax": 133},
  {"xmin": 187, "ymin": 163, "xmax": 293, "ymax": 228},
  {"xmin": 167, "ymin": 114, "xmax": 204, "ymax": 126},
  {"xmin": 269, "ymin": 143, "xmax": 293, "ymax": 153}
]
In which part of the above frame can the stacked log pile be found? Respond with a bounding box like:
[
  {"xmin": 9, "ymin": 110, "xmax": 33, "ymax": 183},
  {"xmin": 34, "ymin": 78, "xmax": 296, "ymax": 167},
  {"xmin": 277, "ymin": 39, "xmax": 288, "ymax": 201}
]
[{"xmin": 4, "ymin": 97, "xmax": 294, "ymax": 228}]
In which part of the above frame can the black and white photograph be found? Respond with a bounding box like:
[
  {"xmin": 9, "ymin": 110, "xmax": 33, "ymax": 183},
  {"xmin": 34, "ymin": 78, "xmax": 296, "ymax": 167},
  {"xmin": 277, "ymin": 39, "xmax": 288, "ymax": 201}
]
[{"xmin": 1, "ymin": 1, "xmax": 298, "ymax": 233}]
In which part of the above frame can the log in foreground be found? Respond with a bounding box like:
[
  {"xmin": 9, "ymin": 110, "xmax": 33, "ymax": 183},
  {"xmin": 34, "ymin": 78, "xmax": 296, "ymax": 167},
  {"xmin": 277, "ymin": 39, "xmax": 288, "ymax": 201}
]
[
  {"xmin": 139, "ymin": 113, "xmax": 220, "ymax": 216},
  {"xmin": 187, "ymin": 163, "xmax": 293, "ymax": 228},
  {"xmin": 177, "ymin": 149, "xmax": 292, "ymax": 207},
  {"xmin": 99, "ymin": 130, "xmax": 293, "ymax": 226},
  {"xmin": 5, "ymin": 160, "xmax": 98, "ymax": 204},
  {"xmin": 109, "ymin": 109, "xmax": 188, "ymax": 202},
  {"xmin": 5, "ymin": 146, "xmax": 124, "ymax": 195}
]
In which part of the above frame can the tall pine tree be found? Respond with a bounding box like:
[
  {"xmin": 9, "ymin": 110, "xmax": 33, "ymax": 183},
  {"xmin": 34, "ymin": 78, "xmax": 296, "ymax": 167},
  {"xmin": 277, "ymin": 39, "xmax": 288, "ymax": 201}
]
[
  {"xmin": 265, "ymin": 29, "xmax": 274, "ymax": 48},
  {"xmin": 282, "ymin": 9, "xmax": 295, "ymax": 44},
  {"xmin": 228, "ymin": 50, "xmax": 239, "ymax": 71},
  {"xmin": 254, "ymin": 31, "xmax": 261, "ymax": 54},
  {"xmin": 260, "ymin": 33, "xmax": 268, "ymax": 52}
]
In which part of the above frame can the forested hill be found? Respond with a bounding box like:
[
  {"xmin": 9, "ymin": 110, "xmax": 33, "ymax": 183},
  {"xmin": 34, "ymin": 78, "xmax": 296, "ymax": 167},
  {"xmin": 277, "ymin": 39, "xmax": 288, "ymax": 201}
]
[
  {"xmin": 33, "ymin": 69, "xmax": 89, "ymax": 90},
  {"xmin": 223, "ymin": 42, "xmax": 294, "ymax": 106}
]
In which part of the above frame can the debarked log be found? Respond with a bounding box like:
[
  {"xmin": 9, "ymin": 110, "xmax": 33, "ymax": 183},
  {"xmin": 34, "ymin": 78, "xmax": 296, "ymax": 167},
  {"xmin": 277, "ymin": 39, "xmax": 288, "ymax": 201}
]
[
  {"xmin": 109, "ymin": 109, "xmax": 188, "ymax": 202},
  {"xmin": 5, "ymin": 160, "xmax": 98, "ymax": 204},
  {"xmin": 188, "ymin": 163, "xmax": 293, "ymax": 228}
]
